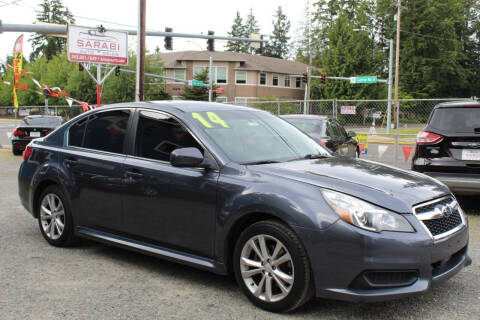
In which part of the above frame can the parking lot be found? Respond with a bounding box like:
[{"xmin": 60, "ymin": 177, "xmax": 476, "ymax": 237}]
[{"xmin": 0, "ymin": 148, "xmax": 479, "ymax": 320}]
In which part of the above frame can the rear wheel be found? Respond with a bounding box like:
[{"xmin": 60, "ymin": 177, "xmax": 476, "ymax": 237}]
[
  {"xmin": 37, "ymin": 185, "xmax": 76, "ymax": 247},
  {"xmin": 233, "ymin": 220, "xmax": 313, "ymax": 313}
]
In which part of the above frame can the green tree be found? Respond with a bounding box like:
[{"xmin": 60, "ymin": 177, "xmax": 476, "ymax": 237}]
[
  {"xmin": 180, "ymin": 69, "xmax": 215, "ymax": 101},
  {"xmin": 245, "ymin": 8, "xmax": 261, "ymax": 54},
  {"xmin": 226, "ymin": 11, "xmax": 248, "ymax": 53},
  {"xmin": 264, "ymin": 6, "xmax": 291, "ymax": 59},
  {"xmin": 30, "ymin": 0, "xmax": 75, "ymax": 61}
]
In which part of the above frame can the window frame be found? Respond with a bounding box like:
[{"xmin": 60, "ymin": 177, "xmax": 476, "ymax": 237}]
[
  {"xmin": 173, "ymin": 69, "xmax": 186, "ymax": 82},
  {"xmin": 295, "ymin": 77, "xmax": 302, "ymax": 88},
  {"xmin": 272, "ymin": 74, "xmax": 279, "ymax": 86},
  {"xmin": 66, "ymin": 108, "xmax": 133, "ymax": 156},
  {"xmin": 284, "ymin": 75, "xmax": 290, "ymax": 87},
  {"xmin": 128, "ymin": 108, "xmax": 219, "ymax": 169},
  {"xmin": 259, "ymin": 72, "xmax": 266, "ymax": 85},
  {"xmin": 235, "ymin": 71, "xmax": 247, "ymax": 84},
  {"xmin": 193, "ymin": 65, "xmax": 228, "ymax": 84}
]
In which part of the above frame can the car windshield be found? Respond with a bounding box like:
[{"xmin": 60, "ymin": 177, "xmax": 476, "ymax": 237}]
[
  {"xmin": 190, "ymin": 110, "xmax": 329, "ymax": 164},
  {"xmin": 283, "ymin": 118, "xmax": 325, "ymax": 135},
  {"xmin": 22, "ymin": 116, "xmax": 62, "ymax": 126},
  {"xmin": 429, "ymin": 107, "xmax": 480, "ymax": 133}
]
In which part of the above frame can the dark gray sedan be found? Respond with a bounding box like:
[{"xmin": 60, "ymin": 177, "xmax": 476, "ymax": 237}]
[
  {"xmin": 18, "ymin": 101, "xmax": 470, "ymax": 312},
  {"xmin": 282, "ymin": 114, "xmax": 359, "ymax": 157}
]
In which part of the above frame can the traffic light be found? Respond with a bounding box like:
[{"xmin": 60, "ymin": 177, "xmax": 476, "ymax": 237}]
[
  {"xmin": 302, "ymin": 72, "xmax": 308, "ymax": 83},
  {"xmin": 115, "ymin": 66, "xmax": 120, "ymax": 77},
  {"xmin": 207, "ymin": 30, "xmax": 215, "ymax": 51},
  {"xmin": 320, "ymin": 73, "xmax": 327, "ymax": 85},
  {"xmin": 164, "ymin": 27, "xmax": 173, "ymax": 50},
  {"xmin": 43, "ymin": 88, "xmax": 51, "ymax": 98},
  {"xmin": 79, "ymin": 64, "xmax": 84, "ymax": 72}
]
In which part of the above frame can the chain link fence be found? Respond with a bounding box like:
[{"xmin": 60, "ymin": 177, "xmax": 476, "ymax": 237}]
[
  {"xmin": 0, "ymin": 105, "xmax": 83, "ymax": 121},
  {"xmin": 231, "ymin": 98, "xmax": 475, "ymax": 168}
]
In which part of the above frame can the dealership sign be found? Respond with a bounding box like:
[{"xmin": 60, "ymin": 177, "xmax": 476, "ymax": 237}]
[
  {"xmin": 67, "ymin": 25, "xmax": 128, "ymax": 65},
  {"xmin": 340, "ymin": 105, "xmax": 356, "ymax": 114}
]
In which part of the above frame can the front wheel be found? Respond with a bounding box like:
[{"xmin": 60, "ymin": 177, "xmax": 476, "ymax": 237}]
[{"xmin": 233, "ymin": 220, "xmax": 313, "ymax": 313}]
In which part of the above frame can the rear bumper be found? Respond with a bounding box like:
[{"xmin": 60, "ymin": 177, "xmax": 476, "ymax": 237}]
[
  {"xmin": 12, "ymin": 138, "xmax": 32, "ymax": 151},
  {"xmin": 295, "ymin": 214, "xmax": 470, "ymax": 303},
  {"xmin": 423, "ymin": 172, "xmax": 480, "ymax": 195}
]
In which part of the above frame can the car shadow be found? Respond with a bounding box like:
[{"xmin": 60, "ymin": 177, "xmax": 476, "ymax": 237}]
[{"xmin": 75, "ymin": 241, "xmax": 472, "ymax": 319}]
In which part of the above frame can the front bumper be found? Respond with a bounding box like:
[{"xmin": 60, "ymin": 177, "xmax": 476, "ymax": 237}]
[
  {"xmin": 295, "ymin": 214, "xmax": 470, "ymax": 302},
  {"xmin": 423, "ymin": 172, "xmax": 480, "ymax": 195}
]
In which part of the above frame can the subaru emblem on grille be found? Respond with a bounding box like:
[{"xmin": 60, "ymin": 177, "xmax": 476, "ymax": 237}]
[{"xmin": 441, "ymin": 205, "xmax": 453, "ymax": 218}]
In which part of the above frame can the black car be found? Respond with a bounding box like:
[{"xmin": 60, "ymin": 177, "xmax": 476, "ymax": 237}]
[
  {"xmin": 412, "ymin": 101, "xmax": 480, "ymax": 195},
  {"xmin": 18, "ymin": 102, "xmax": 470, "ymax": 312},
  {"xmin": 282, "ymin": 115, "xmax": 359, "ymax": 157},
  {"xmin": 11, "ymin": 115, "xmax": 64, "ymax": 155}
]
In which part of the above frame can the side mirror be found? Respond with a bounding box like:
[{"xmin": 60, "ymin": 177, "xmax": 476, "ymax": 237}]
[
  {"xmin": 347, "ymin": 131, "xmax": 356, "ymax": 138},
  {"xmin": 170, "ymin": 147, "xmax": 204, "ymax": 167}
]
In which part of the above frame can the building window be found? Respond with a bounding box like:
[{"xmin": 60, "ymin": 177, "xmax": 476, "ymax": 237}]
[
  {"xmin": 193, "ymin": 66, "xmax": 207, "ymax": 76},
  {"xmin": 216, "ymin": 97, "xmax": 227, "ymax": 103},
  {"xmin": 296, "ymin": 77, "xmax": 301, "ymax": 88},
  {"xmin": 236, "ymin": 71, "xmax": 247, "ymax": 84},
  {"xmin": 284, "ymin": 75, "xmax": 290, "ymax": 87},
  {"xmin": 174, "ymin": 69, "xmax": 186, "ymax": 82},
  {"xmin": 235, "ymin": 97, "xmax": 248, "ymax": 106},
  {"xmin": 216, "ymin": 66, "xmax": 227, "ymax": 84},
  {"xmin": 260, "ymin": 72, "xmax": 266, "ymax": 85},
  {"xmin": 272, "ymin": 74, "xmax": 279, "ymax": 86}
]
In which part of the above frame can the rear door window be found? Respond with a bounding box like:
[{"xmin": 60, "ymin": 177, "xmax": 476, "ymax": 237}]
[
  {"xmin": 429, "ymin": 107, "xmax": 480, "ymax": 133},
  {"xmin": 69, "ymin": 109, "xmax": 130, "ymax": 154},
  {"xmin": 135, "ymin": 110, "xmax": 202, "ymax": 162}
]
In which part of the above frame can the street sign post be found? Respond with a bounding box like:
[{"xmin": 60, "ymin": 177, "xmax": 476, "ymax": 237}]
[
  {"xmin": 189, "ymin": 80, "xmax": 204, "ymax": 87},
  {"xmin": 350, "ymin": 76, "xmax": 377, "ymax": 84}
]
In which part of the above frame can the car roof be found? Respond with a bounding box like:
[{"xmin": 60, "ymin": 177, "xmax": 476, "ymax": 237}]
[
  {"xmin": 145, "ymin": 100, "xmax": 260, "ymax": 113},
  {"xmin": 281, "ymin": 114, "xmax": 328, "ymax": 120},
  {"xmin": 435, "ymin": 100, "xmax": 480, "ymax": 109}
]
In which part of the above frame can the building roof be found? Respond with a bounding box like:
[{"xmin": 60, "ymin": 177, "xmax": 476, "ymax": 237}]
[{"xmin": 153, "ymin": 51, "xmax": 312, "ymax": 75}]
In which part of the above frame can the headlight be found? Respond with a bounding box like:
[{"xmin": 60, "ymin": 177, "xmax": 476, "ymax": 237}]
[{"xmin": 322, "ymin": 190, "xmax": 414, "ymax": 233}]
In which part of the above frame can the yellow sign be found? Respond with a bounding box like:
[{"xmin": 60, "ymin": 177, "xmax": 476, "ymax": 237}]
[{"xmin": 354, "ymin": 133, "xmax": 368, "ymax": 154}]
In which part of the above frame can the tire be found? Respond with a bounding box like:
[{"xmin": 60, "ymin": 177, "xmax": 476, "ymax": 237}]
[
  {"xmin": 37, "ymin": 185, "xmax": 76, "ymax": 247},
  {"xmin": 12, "ymin": 145, "xmax": 22, "ymax": 156},
  {"xmin": 233, "ymin": 220, "xmax": 313, "ymax": 313}
]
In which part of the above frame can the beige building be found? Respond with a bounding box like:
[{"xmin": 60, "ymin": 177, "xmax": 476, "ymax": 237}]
[{"xmin": 155, "ymin": 51, "xmax": 311, "ymax": 104}]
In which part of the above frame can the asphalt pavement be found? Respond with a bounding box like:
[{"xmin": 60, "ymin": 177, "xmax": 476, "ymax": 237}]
[{"xmin": 0, "ymin": 149, "xmax": 479, "ymax": 320}]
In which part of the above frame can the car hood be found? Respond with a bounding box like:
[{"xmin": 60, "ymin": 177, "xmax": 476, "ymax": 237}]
[{"xmin": 249, "ymin": 156, "xmax": 450, "ymax": 213}]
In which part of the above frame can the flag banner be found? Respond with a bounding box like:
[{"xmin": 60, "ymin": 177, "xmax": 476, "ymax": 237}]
[
  {"xmin": 66, "ymin": 98, "xmax": 74, "ymax": 107},
  {"xmin": 402, "ymin": 146, "xmax": 414, "ymax": 162},
  {"xmin": 378, "ymin": 145, "xmax": 389, "ymax": 158},
  {"xmin": 12, "ymin": 35, "xmax": 24, "ymax": 108}
]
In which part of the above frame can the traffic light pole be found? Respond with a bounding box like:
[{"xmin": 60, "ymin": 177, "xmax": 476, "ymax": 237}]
[{"xmin": 208, "ymin": 56, "xmax": 213, "ymax": 102}]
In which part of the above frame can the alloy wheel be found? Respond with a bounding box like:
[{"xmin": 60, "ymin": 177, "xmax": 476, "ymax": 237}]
[
  {"xmin": 240, "ymin": 234, "xmax": 294, "ymax": 302},
  {"xmin": 40, "ymin": 193, "xmax": 66, "ymax": 240}
]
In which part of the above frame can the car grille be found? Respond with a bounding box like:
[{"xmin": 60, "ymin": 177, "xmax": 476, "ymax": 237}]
[{"xmin": 413, "ymin": 196, "xmax": 465, "ymax": 239}]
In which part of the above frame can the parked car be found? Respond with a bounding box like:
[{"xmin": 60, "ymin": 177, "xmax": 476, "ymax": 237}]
[
  {"xmin": 11, "ymin": 115, "xmax": 64, "ymax": 155},
  {"xmin": 412, "ymin": 101, "xmax": 480, "ymax": 195},
  {"xmin": 281, "ymin": 115, "xmax": 359, "ymax": 157},
  {"xmin": 18, "ymin": 102, "xmax": 470, "ymax": 312}
]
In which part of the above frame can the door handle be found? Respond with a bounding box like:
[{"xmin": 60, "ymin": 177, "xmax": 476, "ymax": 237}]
[
  {"xmin": 125, "ymin": 169, "xmax": 143, "ymax": 179},
  {"xmin": 64, "ymin": 158, "xmax": 78, "ymax": 166}
]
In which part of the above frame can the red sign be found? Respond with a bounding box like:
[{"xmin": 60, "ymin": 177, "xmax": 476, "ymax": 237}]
[{"xmin": 214, "ymin": 88, "xmax": 224, "ymax": 93}]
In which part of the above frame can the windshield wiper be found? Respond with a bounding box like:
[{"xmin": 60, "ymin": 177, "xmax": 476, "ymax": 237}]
[
  {"xmin": 303, "ymin": 154, "xmax": 330, "ymax": 159},
  {"xmin": 242, "ymin": 160, "xmax": 280, "ymax": 165}
]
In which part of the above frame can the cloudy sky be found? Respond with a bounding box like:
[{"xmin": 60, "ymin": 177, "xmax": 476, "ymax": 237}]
[{"xmin": 0, "ymin": 0, "xmax": 309, "ymax": 61}]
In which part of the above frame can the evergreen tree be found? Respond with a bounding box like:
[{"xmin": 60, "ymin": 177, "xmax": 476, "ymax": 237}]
[
  {"xmin": 180, "ymin": 69, "xmax": 211, "ymax": 101},
  {"xmin": 226, "ymin": 11, "xmax": 248, "ymax": 53},
  {"xmin": 263, "ymin": 6, "xmax": 291, "ymax": 59},
  {"xmin": 244, "ymin": 8, "xmax": 261, "ymax": 54},
  {"xmin": 30, "ymin": 0, "xmax": 75, "ymax": 61}
]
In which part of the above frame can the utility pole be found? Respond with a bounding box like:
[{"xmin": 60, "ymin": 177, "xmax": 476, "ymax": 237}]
[
  {"xmin": 394, "ymin": 0, "xmax": 401, "ymax": 130},
  {"xmin": 208, "ymin": 55, "xmax": 213, "ymax": 102},
  {"xmin": 135, "ymin": 0, "xmax": 146, "ymax": 102},
  {"xmin": 386, "ymin": 38, "xmax": 393, "ymax": 134},
  {"xmin": 305, "ymin": 0, "xmax": 312, "ymax": 114}
]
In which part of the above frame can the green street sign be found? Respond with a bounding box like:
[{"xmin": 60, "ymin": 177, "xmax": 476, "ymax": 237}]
[
  {"xmin": 350, "ymin": 76, "xmax": 377, "ymax": 84},
  {"xmin": 190, "ymin": 80, "xmax": 204, "ymax": 87}
]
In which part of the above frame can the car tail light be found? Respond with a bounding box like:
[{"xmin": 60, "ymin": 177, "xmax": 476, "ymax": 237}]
[
  {"xmin": 416, "ymin": 130, "xmax": 444, "ymax": 145},
  {"xmin": 23, "ymin": 144, "xmax": 33, "ymax": 160},
  {"xmin": 12, "ymin": 129, "xmax": 25, "ymax": 136},
  {"xmin": 45, "ymin": 130, "xmax": 53, "ymax": 136}
]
